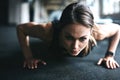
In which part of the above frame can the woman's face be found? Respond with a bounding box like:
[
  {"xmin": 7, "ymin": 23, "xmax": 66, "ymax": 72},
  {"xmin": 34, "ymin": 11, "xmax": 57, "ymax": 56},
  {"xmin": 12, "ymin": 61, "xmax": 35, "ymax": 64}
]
[{"xmin": 59, "ymin": 24, "xmax": 91, "ymax": 56}]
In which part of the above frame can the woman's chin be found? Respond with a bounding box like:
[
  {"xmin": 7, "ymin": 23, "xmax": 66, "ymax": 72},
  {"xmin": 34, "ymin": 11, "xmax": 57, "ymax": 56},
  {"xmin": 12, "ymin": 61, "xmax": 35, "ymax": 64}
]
[
  {"xmin": 69, "ymin": 52, "xmax": 80, "ymax": 56},
  {"xmin": 71, "ymin": 54, "xmax": 78, "ymax": 56}
]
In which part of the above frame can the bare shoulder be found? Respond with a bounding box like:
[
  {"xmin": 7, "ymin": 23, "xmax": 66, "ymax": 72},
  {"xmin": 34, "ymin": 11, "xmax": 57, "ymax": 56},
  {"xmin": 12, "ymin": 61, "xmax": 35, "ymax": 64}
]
[
  {"xmin": 17, "ymin": 22, "xmax": 53, "ymax": 42},
  {"xmin": 92, "ymin": 23, "xmax": 120, "ymax": 40}
]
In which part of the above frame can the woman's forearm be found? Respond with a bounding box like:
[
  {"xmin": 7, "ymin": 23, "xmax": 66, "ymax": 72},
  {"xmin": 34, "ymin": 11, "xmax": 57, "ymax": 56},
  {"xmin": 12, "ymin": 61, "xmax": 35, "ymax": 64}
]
[
  {"xmin": 17, "ymin": 25, "xmax": 33, "ymax": 59},
  {"xmin": 107, "ymin": 29, "xmax": 120, "ymax": 57}
]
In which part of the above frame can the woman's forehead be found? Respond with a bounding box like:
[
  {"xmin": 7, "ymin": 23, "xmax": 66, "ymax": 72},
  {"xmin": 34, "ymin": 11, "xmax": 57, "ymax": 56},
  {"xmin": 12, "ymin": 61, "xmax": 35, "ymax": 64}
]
[
  {"xmin": 63, "ymin": 24, "xmax": 91, "ymax": 33},
  {"xmin": 62, "ymin": 24, "xmax": 91, "ymax": 37},
  {"xmin": 64, "ymin": 23, "xmax": 90, "ymax": 29}
]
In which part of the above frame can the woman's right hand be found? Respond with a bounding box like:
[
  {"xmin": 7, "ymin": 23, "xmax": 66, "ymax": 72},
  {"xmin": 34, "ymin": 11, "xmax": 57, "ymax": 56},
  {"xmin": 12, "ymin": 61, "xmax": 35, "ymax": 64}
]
[{"xmin": 23, "ymin": 58, "xmax": 47, "ymax": 69}]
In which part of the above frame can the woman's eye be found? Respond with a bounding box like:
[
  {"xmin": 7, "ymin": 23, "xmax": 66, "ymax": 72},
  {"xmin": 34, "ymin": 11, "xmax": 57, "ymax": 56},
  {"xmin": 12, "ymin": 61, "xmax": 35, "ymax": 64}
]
[
  {"xmin": 65, "ymin": 36, "xmax": 74, "ymax": 40},
  {"xmin": 79, "ymin": 37, "xmax": 87, "ymax": 42}
]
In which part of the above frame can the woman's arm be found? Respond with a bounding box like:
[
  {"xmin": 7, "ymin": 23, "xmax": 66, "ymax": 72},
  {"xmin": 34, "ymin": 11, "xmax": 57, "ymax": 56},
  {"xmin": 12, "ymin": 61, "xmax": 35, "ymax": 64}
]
[
  {"xmin": 107, "ymin": 28, "xmax": 120, "ymax": 54},
  {"xmin": 16, "ymin": 22, "xmax": 53, "ymax": 69},
  {"xmin": 93, "ymin": 23, "xmax": 120, "ymax": 69}
]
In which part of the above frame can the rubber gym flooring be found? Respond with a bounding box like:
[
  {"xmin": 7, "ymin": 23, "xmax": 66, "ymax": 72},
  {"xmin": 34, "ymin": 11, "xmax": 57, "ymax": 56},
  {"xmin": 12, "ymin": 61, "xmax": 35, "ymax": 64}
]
[{"xmin": 0, "ymin": 25, "xmax": 120, "ymax": 80}]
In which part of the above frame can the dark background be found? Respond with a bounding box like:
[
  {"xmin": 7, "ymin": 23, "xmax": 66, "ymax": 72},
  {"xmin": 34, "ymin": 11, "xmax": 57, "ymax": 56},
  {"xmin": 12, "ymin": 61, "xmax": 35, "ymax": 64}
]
[{"xmin": 0, "ymin": 0, "xmax": 8, "ymax": 25}]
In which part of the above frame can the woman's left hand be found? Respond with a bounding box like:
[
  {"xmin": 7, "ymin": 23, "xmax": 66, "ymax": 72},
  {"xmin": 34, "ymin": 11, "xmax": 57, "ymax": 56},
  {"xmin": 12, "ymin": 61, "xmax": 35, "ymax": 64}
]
[{"xmin": 97, "ymin": 56, "xmax": 119, "ymax": 69}]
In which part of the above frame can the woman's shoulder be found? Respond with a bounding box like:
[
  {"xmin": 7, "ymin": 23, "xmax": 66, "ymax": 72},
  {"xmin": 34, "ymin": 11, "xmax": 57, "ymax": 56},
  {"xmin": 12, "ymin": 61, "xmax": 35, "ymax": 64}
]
[
  {"xmin": 17, "ymin": 22, "xmax": 55, "ymax": 42},
  {"xmin": 92, "ymin": 23, "xmax": 120, "ymax": 40}
]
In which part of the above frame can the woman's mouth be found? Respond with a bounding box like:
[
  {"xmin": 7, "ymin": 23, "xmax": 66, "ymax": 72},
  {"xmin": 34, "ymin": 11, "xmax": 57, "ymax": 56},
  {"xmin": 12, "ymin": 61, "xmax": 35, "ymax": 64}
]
[
  {"xmin": 72, "ymin": 50, "xmax": 77, "ymax": 54},
  {"xmin": 71, "ymin": 50, "xmax": 79, "ymax": 56}
]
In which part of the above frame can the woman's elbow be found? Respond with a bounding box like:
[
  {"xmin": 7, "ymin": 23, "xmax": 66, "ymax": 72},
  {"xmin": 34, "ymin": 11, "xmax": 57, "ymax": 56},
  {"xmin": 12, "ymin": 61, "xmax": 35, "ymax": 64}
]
[{"xmin": 16, "ymin": 23, "xmax": 27, "ymax": 36}]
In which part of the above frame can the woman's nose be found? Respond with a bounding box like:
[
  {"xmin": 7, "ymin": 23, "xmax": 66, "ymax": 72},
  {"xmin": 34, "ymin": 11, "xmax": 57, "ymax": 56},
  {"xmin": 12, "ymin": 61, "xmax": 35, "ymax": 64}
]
[{"xmin": 73, "ymin": 40, "xmax": 79, "ymax": 49}]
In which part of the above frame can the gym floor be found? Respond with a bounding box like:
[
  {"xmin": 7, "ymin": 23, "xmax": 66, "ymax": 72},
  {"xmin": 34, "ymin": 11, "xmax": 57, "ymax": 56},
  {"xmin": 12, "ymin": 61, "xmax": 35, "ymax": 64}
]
[{"xmin": 0, "ymin": 26, "xmax": 120, "ymax": 80}]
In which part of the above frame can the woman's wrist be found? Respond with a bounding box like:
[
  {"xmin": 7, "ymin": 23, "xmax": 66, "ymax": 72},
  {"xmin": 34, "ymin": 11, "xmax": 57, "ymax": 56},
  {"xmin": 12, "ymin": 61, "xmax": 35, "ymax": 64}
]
[
  {"xmin": 105, "ymin": 51, "xmax": 114, "ymax": 57},
  {"xmin": 25, "ymin": 55, "xmax": 33, "ymax": 60}
]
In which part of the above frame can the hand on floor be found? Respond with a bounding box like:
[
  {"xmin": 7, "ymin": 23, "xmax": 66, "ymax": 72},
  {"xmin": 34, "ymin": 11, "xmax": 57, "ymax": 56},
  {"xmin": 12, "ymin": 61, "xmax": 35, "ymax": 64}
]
[
  {"xmin": 23, "ymin": 58, "xmax": 47, "ymax": 69},
  {"xmin": 97, "ymin": 56, "xmax": 119, "ymax": 69}
]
